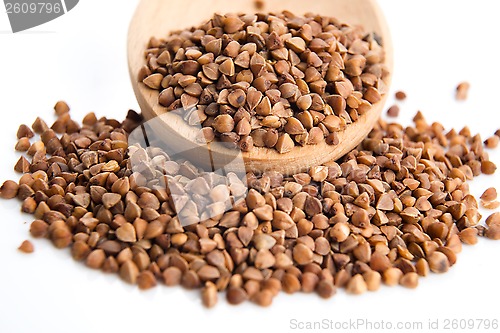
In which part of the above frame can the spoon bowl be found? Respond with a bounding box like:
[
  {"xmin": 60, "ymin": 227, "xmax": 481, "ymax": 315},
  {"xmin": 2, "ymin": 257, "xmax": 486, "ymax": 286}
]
[{"xmin": 128, "ymin": 0, "xmax": 392, "ymax": 175}]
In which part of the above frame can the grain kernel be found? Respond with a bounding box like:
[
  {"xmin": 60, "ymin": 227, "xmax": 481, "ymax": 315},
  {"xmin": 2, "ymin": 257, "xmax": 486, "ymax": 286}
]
[
  {"xmin": 395, "ymin": 91, "xmax": 407, "ymax": 100},
  {"xmin": 486, "ymin": 212, "xmax": 500, "ymax": 227},
  {"xmin": 428, "ymin": 251, "xmax": 450, "ymax": 273},
  {"xmin": 480, "ymin": 187, "xmax": 497, "ymax": 202},
  {"xmin": 18, "ymin": 240, "xmax": 34, "ymax": 253},
  {"xmin": 346, "ymin": 274, "xmax": 367, "ymax": 294},
  {"xmin": 202, "ymin": 281, "xmax": 218, "ymax": 308},
  {"xmin": 456, "ymin": 81, "xmax": 470, "ymax": 100}
]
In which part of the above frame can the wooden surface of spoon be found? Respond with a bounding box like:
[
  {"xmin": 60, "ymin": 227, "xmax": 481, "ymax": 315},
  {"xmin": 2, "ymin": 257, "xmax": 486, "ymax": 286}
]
[{"xmin": 128, "ymin": 0, "xmax": 393, "ymax": 175}]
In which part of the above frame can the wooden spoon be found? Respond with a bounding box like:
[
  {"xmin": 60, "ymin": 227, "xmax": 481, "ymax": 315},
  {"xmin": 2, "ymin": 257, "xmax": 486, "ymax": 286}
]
[{"xmin": 128, "ymin": 0, "xmax": 392, "ymax": 175}]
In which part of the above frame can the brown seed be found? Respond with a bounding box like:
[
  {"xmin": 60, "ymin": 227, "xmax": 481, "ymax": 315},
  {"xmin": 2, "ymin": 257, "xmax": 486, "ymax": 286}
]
[
  {"xmin": 223, "ymin": 16, "xmax": 245, "ymax": 34},
  {"xmin": 253, "ymin": 204, "xmax": 273, "ymax": 221},
  {"xmin": 314, "ymin": 237, "xmax": 330, "ymax": 256},
  {"xmin": 438, "ymin": 247, "xmax": 457, "ymax": 267},
  {"xmin": 202, "ymin": 281, "xmax": 218, "ymax": 308},
  {"xmin": 227, "ymin": 287, "xmax": 248, "ymax": 305},
  {"xmin": 346, "ymin": 274, "xmax": 367, "ymax": 295},
  {"xmin": 262, "ymin": 278, "xmax": 281, "ymax": 297},
  {"xmin": 486, "ymin": 225, "xmax": 500, "ymax": 240},
  {"xmin": 32, "ymin": 117, "xmax": 49, "ymax": 133},
  {"xmin": 116, "ymin": 223, "xmax": 137, "ymax": 242},
  {"xmin": 275, "ymin": 134, "xmax": 294, "ymax": 154},
  {"xmin": 482, "ymin": 200, "xmax": 500, "ymax": 209},
  {"xmin": 279, "ymin": 83, "xmax": 298, "ymax": 99},
  {"xmin": 253, "ymin": 233, "xmax": 276, "ymax": 250},
  {"xmin": 143, "ymin": 73, "xmax": 163, "ymax": 90},
  {"xmin": 316, "ymin": 280, "xmax": 336, "ymax": 299},
  {"xmin": 21, "ymin": 197, "xmax": 37, "ymax": 214},
  {"xmin": 261, "ymin": 116, "xmax": 280, "ymax": 128},
  {"xmin": 456, "ymin": 81, "xmax": 470, "ymax": 100},
  {"xmin": 82, "ymin": 112, "xmax": 98, "ymax": 126},
  {"xmin": 264, "ymin": 129, "xmax": 279, "ymax": 148},
  {"xmin": 120, "ymin": 260, "xmax": 140, "ymax": 284},
  {"xmin": 376, "ymin": 193, "xmax": 394, "ymax": 211},
  {"xmin": 282, "ymin": 273, "xmax": 301, "ymax": 294},
  {"xmin": 228, "ymin": 89, "xmax": 246, "ymax": 108},
  {"xmin": 163, "ymin": 266, "xmax": 182, "ymax": 286},
  {"xmin": 144, "ymin": 220, "xmax": 164, "ymax": 239},
  {"xmin": 101, "ymin": 160, "xmax": 120, "ymax": 172},
  {"xmin": 17, "ymin": 124, "xmax": 34, "ymax": 139},
  {"xmin": 254, "ymin": 0, "xmax": 264, "ymax": 9},
  {"xmin": 272, "ymin": 210, "xmax": 295, "ymax": 230},
  {"xmin": 286, "ymin": 37, "xmax": 306, "ymax": 53},
  {"xmin": 255, "ymin": 96, "xmax": 272, "ymax": 116},
  {"xmin": 18, "ymin": 240, "xmax": 34, "ymax": 253},
  {"xmin": 71, "ymin": 241, "xmax": 91, "ymax": 261},
  {"xmin": 309, "ymin": 165, "xmax": 328, "ymax": 182},
  {"xmin": 14, "ymin": 156, "xmax": 31, "ymax": 173},
  {"xmin": 54, "ymin": 101, "xmax": 70, "ymax": 115},
  {"xmin": 159, "ymin": 87, "xmax": 176, "ymax": 107},
  {"xmin": 252, "ymin": 289, "xmax": 273, "ymax": 307},
  {"xmin": 266, "ymin": 31, "xmax": 283, "ymax": 51},
  {"xmin": 484, "ymin": 135, "xmax": 499, "ymax": 149},
  {"xmin": 345, "ymin": 55, "xmax": 366, "ymax": 76},
  {"xmin": 102, "ymin": 193, "xmax": 122, "ymax": 209},
  {"xmin": 480, "ymin": 187, "xmax": 497, "ymax": 202},
  {"xmin": 351, "ymin": 209, "xmax": 370, "ymax": 228},
  {"xmin": 234, "ymin": 52, "xmax": 251, "ymax": 70},
  {"xmin": 137, "ymin": 271, "xmax": 157, "ymax": 290},
  {"xmin": 415, "ymin": 258, "xmax": 430, "ymax": 277},
  {"xmin": 395, "ymin": 91, "xmax": 407, "ymax": 100},
  {"xmin": 335, "ymin": 81, "xmax": 353, "ymax": 99},
  {"xmin": 50, "ymin": 227, "xmax": 72, "ymax": 249},
  {"xmin": 15, "ymin": 137, "xmax": 31, "ymax": 152},
  {"xmin": 238, "ymin": 135, "xmax": 253, "ymax": 152},
  {"xmin": 202, "ymin": 63, "xmax": 219, "ymax": 81},
  {"xmin": 481, "ymin": 161, "xmax": 497, "ymax": 175},
  {"xmin": 86, "ymin": 249, "xmax": 106, "ymax": 269},
  {"xmin": 383, "ymin": 268, "xmax": 403, "ymax": 286},
  {"xmin": 196, "ymin": 127, "xmax": 215, "ymax": 144},
  {"xmin": 102, "ymin": 257, "xmax": 119, "ymax": 274},
  {"xmin": 364, "ymin": 87, "xmax": 381, "ymax": 104},
  {"xmin": 27, "ymin": 141, "xmax": 44, "ymax": 156},
  {"xmin": 459, "ymin": 228, "xmax": 478, "ymax": 245},
  {"xmin": 353, "ymin": 241, "xmax": 371, "ymax": 263},
  {"xmin": 219, "ymin": 59, "xmax": 235, "ymax": 76},
  {"xmin": 400, "ymin": 272, "xmax": 419, "ymax": 289},
  {"xmin": 254, "ymin": 249, "xmax": 276, "ymax": 269},
  {"xmin": 428, "ymin": 251, "xmax": 450, "ymax": 273},
  {"xmin": 486, "ymin": 212, "xmax": 500, "ymax": 226},
  {"xmin": 330, "ymin": 222, "xmax": 350, "ymax": 242},
  {"xmin": 182, "ymin": 270, "xmax": 201, "ymax": 289},
  {"xmin": 386, "ymin": 105, "xmax": 400, "ymax": 117},
  {"xmin": 301, "ymin": 272, "xmax": 319, "ymax": 293},
  {"xmin": 322, "ymin": 115, "xmax": 343, "ymax": 132},
  {"xmin": 297, "ymin": 95, "xmax": 313, "ymax": 111},
  {"xmin": 293, "ymin": 243, "xmax": 313, "ymax": 265},
  {"xmin": 30, "ymin": 220, "xmax": 48, "ymax": 238},
  {"xmin": 363, "ymin": 270, "xmax": 381, "ymax": 291},
  {"xmin": 197, "ymin": 265, "xmax": 221, "ymax": 281},
  {"xmin": 213, "ymin": 114, "xmax": 235, "ymax": 133},
  {"xmin": 284, "ymin": 117, "xmax": 306, "ymax": 135}
]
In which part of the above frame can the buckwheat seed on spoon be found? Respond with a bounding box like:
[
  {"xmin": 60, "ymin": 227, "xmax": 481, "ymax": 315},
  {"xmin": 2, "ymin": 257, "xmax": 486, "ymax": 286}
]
[{"xmin": 139, "ymin": 12, "xmax": 389, "ymax": 154}]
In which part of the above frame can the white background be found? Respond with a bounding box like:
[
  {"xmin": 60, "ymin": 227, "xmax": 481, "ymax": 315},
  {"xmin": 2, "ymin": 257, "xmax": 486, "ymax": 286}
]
[{"xmin": 1, "ymin": 1, "xmax": 500, "ymax": 333}]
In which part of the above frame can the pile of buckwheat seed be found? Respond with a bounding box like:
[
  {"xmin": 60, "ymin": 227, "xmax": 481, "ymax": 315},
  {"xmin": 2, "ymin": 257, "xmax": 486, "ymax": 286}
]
[{"xmin": 2, "ymin": 97, "xmax": 499, "ymax": 308}]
